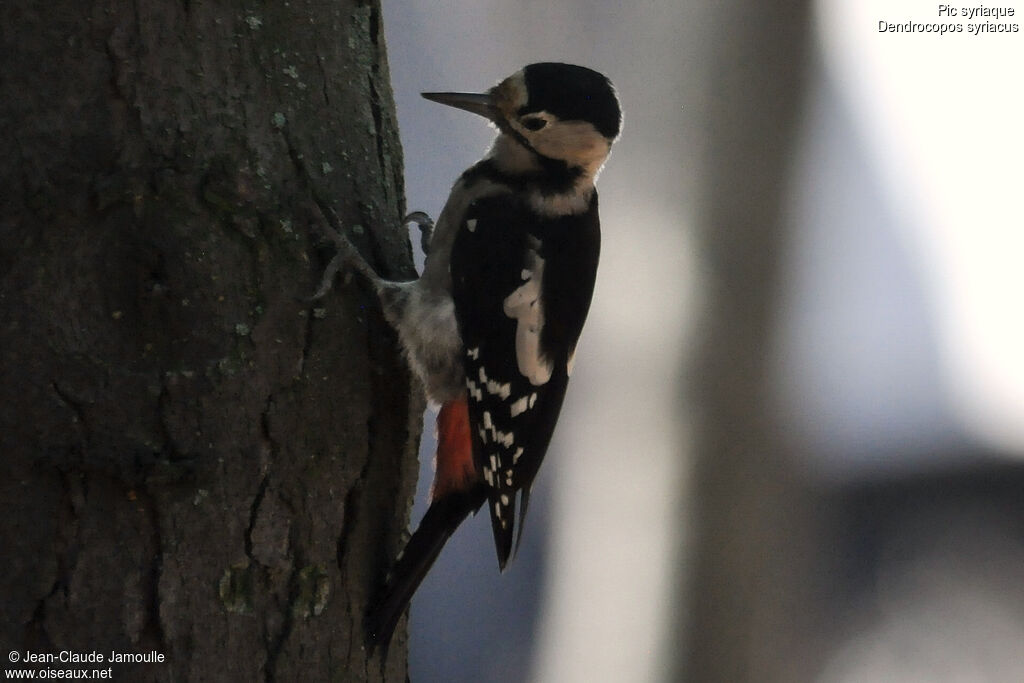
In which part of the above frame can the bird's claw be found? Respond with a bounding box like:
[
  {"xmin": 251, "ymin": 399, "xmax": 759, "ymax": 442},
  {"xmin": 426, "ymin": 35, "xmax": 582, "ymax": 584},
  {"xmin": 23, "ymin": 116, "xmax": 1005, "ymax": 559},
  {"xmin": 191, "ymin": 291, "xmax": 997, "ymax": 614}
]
[
  {"xmin": 307, "ymin": 219, "xmax": 381, "ymax": 301},
  {"xmin": 405, "ymin": 211, "xmax": 435, "ymax": 256},
  {"xmin": 306, "ymin": 212, "xmax": 433, "ymax": 302}
]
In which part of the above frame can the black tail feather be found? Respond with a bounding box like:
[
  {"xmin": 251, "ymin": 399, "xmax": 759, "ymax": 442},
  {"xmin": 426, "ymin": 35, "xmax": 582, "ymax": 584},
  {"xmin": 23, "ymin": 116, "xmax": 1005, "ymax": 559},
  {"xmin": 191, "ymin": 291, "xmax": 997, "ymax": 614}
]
[
  {"xmin": 366, "ymin": 485, "xmax": 486, "ymax": 650},
  {"xmin": 514, "ymin": 487, "xmax": 532, "ymax": 561},
  {"xmin": 490, "ymin": 492, "xmax": 515, "ymax": 572},
  {"xmin": 488, "ymin": 486, "xmax": 533, "ymax": 572}
]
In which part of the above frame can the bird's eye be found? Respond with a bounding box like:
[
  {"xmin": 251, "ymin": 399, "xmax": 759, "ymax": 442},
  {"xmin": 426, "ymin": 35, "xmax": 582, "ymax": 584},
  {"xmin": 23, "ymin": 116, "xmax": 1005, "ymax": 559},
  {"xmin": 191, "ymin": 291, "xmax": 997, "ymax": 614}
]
[{"xmin": 521, "ymin": 117, "xmax": 547, "ymax": 132}]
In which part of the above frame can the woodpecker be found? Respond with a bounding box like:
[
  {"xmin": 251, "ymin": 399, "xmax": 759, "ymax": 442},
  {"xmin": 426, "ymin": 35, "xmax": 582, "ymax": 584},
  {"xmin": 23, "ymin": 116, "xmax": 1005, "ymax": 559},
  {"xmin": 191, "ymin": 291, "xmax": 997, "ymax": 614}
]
[{"xmin": 320, "ymin": 63, "xmax": 621, "ymax": 648}]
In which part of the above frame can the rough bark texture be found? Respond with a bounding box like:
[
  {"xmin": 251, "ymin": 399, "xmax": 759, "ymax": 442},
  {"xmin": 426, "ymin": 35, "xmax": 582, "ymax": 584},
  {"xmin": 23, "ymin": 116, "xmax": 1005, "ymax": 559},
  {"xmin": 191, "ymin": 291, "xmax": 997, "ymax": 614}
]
[{"xmin": 1, "ymin": 1, "xmax": 421, "ymax": 680}]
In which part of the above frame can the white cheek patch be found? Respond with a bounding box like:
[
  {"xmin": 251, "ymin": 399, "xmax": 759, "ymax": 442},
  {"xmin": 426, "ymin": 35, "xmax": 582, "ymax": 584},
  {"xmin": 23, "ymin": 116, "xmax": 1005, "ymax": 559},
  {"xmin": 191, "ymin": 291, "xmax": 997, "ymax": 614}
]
[
  {"xmin": 503, "ymin": 246, "xmax": 552, "ymax": 386},
  {"xmin": 534, "ymin": 122, "xmax": 610, "ymax": 176}
]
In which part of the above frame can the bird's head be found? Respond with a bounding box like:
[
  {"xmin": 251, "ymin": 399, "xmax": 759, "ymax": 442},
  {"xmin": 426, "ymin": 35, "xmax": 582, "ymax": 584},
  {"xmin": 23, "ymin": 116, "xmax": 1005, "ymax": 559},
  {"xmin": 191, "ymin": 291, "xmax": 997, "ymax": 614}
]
[{"xmin": 423, "ymin": 63, "xmax": 621, "ymax": 179}]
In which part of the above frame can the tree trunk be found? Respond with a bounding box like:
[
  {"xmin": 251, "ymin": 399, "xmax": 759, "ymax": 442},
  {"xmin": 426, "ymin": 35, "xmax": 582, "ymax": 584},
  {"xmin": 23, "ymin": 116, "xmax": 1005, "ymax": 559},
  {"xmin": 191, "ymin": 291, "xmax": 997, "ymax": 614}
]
[
  {"xmin": 678, "ymin": 1, "xmax": 813, "ymax": 681},
  {"xmin": 1, "ymin": 1, "xmax": 420, "ymax": 680}
]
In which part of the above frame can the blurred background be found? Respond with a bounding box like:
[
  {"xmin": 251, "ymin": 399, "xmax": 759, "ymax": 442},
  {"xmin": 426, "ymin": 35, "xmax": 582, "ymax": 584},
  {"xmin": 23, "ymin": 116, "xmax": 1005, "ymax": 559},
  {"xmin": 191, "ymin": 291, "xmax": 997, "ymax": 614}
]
[{"xmin": 381, "ymin": 0, "xmax": 1023, "ymax": 680}]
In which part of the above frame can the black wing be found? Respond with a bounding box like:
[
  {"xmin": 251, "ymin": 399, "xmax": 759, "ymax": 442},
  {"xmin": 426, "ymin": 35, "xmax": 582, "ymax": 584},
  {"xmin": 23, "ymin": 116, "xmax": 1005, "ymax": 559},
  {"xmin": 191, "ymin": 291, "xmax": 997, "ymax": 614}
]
[{"xmin": 450, "ymin": 191, "xmax": 601, "ymax": 568}]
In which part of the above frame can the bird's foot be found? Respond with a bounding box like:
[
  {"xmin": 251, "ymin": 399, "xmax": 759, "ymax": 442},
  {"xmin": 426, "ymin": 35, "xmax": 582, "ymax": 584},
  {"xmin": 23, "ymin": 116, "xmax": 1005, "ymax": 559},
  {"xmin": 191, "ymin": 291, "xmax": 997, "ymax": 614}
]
[
  {"xmin": 306, "ymin": 212, "xmax": 434, "ymax": 302},
  {"xmin": 306, "ymin": 220, "xmax": 379, "ymax": 302},
  {"xmin": 405, "ymin": 211, "xmax": 435, "ymax": 257}
]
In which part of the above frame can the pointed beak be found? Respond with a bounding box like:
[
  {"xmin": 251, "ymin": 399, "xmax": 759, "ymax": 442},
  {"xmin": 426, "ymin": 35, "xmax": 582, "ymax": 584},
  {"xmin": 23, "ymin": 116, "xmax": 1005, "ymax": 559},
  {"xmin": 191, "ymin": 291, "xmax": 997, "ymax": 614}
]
[{"xmin": 421, "ymin": 91, "xmax": 496, "ymax": 121}]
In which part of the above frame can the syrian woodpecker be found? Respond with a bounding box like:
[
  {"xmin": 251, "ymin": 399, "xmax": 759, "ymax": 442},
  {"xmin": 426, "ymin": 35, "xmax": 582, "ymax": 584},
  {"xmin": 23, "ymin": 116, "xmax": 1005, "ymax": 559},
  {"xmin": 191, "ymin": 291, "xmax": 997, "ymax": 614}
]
[{"xmin": 317, "ymin": 62, "xmax": 621, "ymax": 648}]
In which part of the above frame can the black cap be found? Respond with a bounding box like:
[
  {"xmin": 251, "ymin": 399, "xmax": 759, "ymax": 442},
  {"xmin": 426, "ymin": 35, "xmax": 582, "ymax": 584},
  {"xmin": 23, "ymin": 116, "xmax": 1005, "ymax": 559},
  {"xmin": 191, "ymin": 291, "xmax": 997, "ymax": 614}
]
[{"xmin": 521, "ymin": 63, "xmax": 621, "ymax": 139}]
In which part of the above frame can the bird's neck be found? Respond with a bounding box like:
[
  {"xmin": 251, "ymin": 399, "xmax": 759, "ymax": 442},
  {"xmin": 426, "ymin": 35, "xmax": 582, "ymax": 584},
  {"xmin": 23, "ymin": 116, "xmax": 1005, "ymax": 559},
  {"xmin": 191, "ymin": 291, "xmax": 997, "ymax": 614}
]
[
  {"xmin": 489, "ymin": 135, "xmax": 547, "ymax": 175},
  {"xmin": 483, "ymin": 135, "xmax": 597, "ymax": 216}
]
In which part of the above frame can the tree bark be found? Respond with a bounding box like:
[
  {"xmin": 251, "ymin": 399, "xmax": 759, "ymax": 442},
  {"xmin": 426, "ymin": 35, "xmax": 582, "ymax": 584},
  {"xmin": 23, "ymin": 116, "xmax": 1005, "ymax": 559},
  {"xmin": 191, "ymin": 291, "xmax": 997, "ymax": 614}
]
[{"xmin": 1, "ymin": 1, "xmax": 420, "ymax": 680}]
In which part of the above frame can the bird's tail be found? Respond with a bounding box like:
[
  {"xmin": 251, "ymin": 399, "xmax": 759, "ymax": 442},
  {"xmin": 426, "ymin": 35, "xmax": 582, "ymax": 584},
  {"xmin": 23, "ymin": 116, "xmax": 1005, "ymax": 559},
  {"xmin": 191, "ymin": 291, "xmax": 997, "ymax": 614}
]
[
  {"xmin": 365, "ymin": 399, "xmax": 485, "ymax": 650},
  {"xmin": 365, "ymin": 486, "xmax": 485, "ymax": 649}
]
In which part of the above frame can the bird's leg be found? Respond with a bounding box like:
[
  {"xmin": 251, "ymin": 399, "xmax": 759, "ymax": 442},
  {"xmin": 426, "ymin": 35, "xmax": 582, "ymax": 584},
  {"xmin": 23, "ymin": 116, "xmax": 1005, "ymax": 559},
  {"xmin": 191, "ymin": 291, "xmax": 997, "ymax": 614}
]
[
  {"xmin": 308, "ymin": 211, "xmax": 434, "ymax": 301},
  {"xmin": 308, "ymin": 220, "xmax": 379, "ymax": 301}
]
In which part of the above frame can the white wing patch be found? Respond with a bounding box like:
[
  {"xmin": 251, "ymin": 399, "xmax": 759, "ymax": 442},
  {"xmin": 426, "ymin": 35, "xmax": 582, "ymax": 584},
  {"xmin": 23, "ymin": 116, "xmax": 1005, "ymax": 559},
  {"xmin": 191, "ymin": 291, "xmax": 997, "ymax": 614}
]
[
  {"xmin": 503, "ymin": 243, "xmax": 552, "ymax": 386},
  {"xmin": 509, "ymin": 392, "xmax": 539, "ymax": 417},
  {"xmin": 480, "ymin": 409, "xmax": 515, "ymax": 448},
  {"xmin": 510, "ymin": 396, "xmax": 529, "ymax": 417},
  {"xmin": 477, "ymin": 366, "xmax": 512, "ymax": 399}
]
